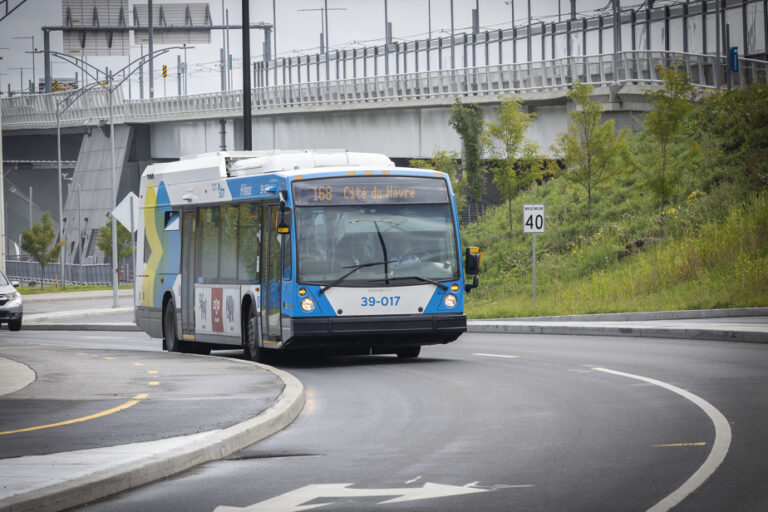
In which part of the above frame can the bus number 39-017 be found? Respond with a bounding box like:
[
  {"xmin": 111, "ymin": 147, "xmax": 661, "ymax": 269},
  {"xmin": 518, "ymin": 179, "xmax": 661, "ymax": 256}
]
[{"xmin": 361, "ymin": 296, "xmax": 401, "ymax": 307}]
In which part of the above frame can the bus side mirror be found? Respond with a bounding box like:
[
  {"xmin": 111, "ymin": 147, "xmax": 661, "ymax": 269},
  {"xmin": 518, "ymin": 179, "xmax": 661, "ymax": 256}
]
[
  {"xmin": 464, "ymin": 247, "xmax": 481, "ymax": 293},
  {"xmin": 465, "ymin": 247, "xmax": 481, "ymax": 274},
  {"xmin": 277, "ymin": 206, "xmax": 292, "ymax": 234}
]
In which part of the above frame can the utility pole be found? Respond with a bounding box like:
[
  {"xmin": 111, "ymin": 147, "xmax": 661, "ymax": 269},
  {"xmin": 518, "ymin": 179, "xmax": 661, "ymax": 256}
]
[
  {"xmin": 527, "ymin": 0, "xmax": 532, "ymax": 62},
  {"xmin": 242, "ymin": 0, "xmax": 252, "ymax": 150},
  {"xmin": 273, "ymin": 0, "xmax": 277, "ymax": 85},
  {"xmin": 450, "ymin": 0, "xmax": 455, "ymax": 69},
  {"xmin": 385, "ymin": 0, "xmax": 390, "ymax": 74},
  {"xmin": 177, "ymin": 54, "xmax": 182, "ymax": 95},
  {"xmin": 0, "ymin": 99, "xmax": 4, "ymax": 274},
  {"xmin": 148, "ymin": 0, "xmax": 155, "ymax": 98}
]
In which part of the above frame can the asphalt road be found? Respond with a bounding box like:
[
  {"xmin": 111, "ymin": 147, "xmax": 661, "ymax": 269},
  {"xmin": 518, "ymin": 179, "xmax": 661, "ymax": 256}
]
[
  {"xmin": 4, "ymin": 331, "xmax": 768, "ymax": 511},
  {"xmin": 0, "ymin": 331, "xmax": 283, "ymax": 458}
]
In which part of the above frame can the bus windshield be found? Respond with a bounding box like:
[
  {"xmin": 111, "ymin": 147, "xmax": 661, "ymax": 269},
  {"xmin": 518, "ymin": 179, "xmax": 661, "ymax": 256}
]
[{"xmin": 295, "ymin": 203, "xmax": 460, "ymax": 287}]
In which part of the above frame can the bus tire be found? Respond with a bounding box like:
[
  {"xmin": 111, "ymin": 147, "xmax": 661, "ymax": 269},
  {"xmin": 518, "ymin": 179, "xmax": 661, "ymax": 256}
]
[
  {"xmin": 163, "ymin": 302, "xmax": 181, "ymax": 352},
  {"xmin": 396, "ymin": 346, "xmax": 421, "ymax": 358},
  {"xmin": 244, "ymin": 303, "xmax": 261, "ymax": 362}
]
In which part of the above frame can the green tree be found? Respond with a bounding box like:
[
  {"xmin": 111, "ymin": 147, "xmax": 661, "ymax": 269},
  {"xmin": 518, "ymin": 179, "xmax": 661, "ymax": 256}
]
[
  {"xmin": 410, "ymin": 149, "xmax": 466, "ymax": 212},
  {"xmin": 482, "ymin": 97, "xmax": 546, "ymax": 231},
  {"xmin": 97, "ymin": 221, "xmax": 133, "ymax": 262},
  {"xmin": 449, "ymin": 99, "xmax": 486, "ymax": 220},
  {"xmin": 20, "ymin": 211, "xmax": 64, "ymax": 289},
  {"xmin": 644, "ymin": 67, "xmax": 696, "ymax": 236},
  {"xmin": 552, "ymin": 81, "xmax": 631, "ymax": 226}
]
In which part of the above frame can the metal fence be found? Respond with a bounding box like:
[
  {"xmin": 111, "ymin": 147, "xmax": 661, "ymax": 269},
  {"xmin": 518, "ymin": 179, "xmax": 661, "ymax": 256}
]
[
  {"xmin": 3, "ymin": 51, "xmax": 767, "ymax": 131},
  {"xmin": 5, "ymin": 260, "xmax": 133, "ymax": 286}
]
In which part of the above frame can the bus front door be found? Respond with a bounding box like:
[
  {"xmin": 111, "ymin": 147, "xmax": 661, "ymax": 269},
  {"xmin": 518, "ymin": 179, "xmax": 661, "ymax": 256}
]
[
  {"xmin": 181, "ymin": 210, "xmax": 196, "ymax": 335},
  {"xmin": 261, "ymin": 205, "xmax": 282, "ymax": 343}
]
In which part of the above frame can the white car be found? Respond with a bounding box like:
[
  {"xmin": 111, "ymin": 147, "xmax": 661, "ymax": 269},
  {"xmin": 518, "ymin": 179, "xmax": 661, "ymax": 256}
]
[{"xmin": 0, "ymin": 270, "xmax": 22, "ymax": 331}]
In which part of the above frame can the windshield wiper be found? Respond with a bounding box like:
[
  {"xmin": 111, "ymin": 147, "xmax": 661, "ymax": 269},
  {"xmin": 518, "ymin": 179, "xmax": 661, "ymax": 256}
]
[
  {"xmin": 371, "ymin": 275, "xmax": 450, "ymax": 290},
  {"xmin": 319, "ymin": 260, "xmax": 396, "ymax": 295}
]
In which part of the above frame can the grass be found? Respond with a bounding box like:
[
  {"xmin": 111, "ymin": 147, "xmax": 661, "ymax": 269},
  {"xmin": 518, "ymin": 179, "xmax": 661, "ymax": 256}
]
[
  {"xmin": 463, "ymin": 178, "xmax": 768, "ymax": 318},
  {"xmin": 17, "ymin": 284, "xmax": 133, "ymax": 295}
]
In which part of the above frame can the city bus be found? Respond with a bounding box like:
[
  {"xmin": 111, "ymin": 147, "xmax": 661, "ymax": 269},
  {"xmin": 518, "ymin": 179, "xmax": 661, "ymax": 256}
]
[{"xmin": 135, "ymin": 150, "xmax": 481, "ymax": 360}]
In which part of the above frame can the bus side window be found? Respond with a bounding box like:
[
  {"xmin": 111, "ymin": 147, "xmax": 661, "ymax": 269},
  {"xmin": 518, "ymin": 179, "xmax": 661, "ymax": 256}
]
[
  {"xmin": 199, "ymin": 207, "xmax": 220, "ymax": 281},
  {"xmin": 220, "ymin": 205, "xmax": 238, "ymax": 280},
  {"xmin": 238, "ymin": 202, "xmax": 261, "ymax": 282}
]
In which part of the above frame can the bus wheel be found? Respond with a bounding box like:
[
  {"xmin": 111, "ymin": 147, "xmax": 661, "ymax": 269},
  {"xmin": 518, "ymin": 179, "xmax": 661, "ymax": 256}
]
[
  {"xmin": 396, "ymin": 346, "xmax": 421, "ymax": 359},
  {"xmin": 244, "ymin": 304, "xmax": 261, "ymax": 362},
  {"xmin": 163, "ymin": 302, "xmax": 180, "ymax": 352}
]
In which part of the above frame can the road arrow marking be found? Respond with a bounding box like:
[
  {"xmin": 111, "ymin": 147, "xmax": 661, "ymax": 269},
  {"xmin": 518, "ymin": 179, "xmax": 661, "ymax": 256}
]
[{"xmin": 213, "ymin": 482, "xmax": 488, "ymax": 511}]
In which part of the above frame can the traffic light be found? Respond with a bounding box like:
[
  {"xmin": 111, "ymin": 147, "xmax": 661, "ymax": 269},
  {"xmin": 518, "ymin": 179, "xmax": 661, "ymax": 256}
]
[
  {"xmin": 162, "ymin": 65, "xmax": 167, "ymax": 78},
  {"xmin": 53, "ymin": 80, "xmax": 59, "ymax": 92}
]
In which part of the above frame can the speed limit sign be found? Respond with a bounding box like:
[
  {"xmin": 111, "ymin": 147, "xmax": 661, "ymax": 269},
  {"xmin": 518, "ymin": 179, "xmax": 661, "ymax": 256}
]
[{"xmin": 523, "ymin": 204, "xmax": 545, "ymax": 233}]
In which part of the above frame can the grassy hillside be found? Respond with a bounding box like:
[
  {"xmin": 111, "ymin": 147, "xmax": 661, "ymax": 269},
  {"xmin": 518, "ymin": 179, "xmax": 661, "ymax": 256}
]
[
  {"xmin": 457, "ymin": 79, "xmax": 768, "ymax": 318},
  {"xmin": 462, "ymin": 177, "xmax": 768, "ymax": 319}
]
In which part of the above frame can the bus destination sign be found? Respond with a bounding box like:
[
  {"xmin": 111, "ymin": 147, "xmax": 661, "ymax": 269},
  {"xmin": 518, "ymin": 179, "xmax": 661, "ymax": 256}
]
[{"xmin": 293, "ymin": 176, "xmax": 449, "ymax": 206}]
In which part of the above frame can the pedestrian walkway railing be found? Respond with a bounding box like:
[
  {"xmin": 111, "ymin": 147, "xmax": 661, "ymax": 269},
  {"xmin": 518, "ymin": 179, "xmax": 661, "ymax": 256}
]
[
  {"xmin": 2, "ymin": 51, "xmax": 767, "ymax": 130},
  {"xmin": 5, "ymin": 260, "xmax": 133, "ymax": 287}
]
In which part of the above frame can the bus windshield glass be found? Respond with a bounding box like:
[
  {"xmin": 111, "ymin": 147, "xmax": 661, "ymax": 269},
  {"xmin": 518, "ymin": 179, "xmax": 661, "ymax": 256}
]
[{"xmin": 293, "ymin": 177, "xmax": 459, "ymax": 286}]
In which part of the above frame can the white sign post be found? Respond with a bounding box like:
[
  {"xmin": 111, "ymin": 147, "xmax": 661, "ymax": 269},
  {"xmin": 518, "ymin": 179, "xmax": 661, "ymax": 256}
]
[
  {"xmin": 523, "ymin": 204, "xmax": 545, "ymax": 307},
  {"xmin": 113, "ymin": 192, "xmax": 139, "ymax": 310}
]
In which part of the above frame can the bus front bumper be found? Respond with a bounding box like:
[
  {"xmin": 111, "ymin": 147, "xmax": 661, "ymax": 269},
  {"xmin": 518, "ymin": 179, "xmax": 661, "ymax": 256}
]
[{"xmin": 284, "ymin": 314, "xmax": 467, "ymax": 349}]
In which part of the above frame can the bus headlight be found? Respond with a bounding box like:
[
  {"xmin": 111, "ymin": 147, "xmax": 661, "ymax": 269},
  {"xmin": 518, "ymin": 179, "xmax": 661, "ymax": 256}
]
[
  {"xmin": 300, "ymin": 297, "xmax": 315, "ymax": 312},
  {"xmin": 443, "ymin": 293, "xmax": 457, "ymax": 308}
]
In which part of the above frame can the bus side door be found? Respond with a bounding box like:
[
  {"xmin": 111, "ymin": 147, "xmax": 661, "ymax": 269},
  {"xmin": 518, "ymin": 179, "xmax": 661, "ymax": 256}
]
[
  {"xmin": 181, "ymin": 210, "xmax": 196, "ymax": 335},
  {"xmin": 261, "ymin": 205, "xmax": 282, "ymax": 343}
]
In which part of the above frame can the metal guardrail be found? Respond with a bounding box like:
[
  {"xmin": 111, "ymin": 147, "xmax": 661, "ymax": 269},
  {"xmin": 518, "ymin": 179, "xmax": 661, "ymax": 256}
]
[
  {"xmin": 2, "ymin": 51, "xmax": 767, "ymax": 130},
  {"xmin": 5, "ymin": 260, "xmax": 133, "ymax": 286}
]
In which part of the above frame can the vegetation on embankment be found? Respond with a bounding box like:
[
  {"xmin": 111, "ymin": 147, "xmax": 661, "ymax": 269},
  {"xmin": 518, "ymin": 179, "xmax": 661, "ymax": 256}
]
[
  {"xmin": 448, "ymin": 76, "xmax": 768, "ymax": 318},
  {"xmin": 463, "ymin": 184, "xmax": 768, "ymax": 318}
]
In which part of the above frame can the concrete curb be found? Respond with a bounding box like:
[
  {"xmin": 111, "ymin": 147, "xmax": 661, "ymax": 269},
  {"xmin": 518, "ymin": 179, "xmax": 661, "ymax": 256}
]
[
  {"xmin": 499, "ymin": 307, "xmax": 768, "ymax": 323},
  {"xmin": 0, "ymin": 359, "xmax": 305, "ymax": 512},
  {"xmin": 468, "ymin": 322, "xmax": 768, "ymax": 343},
  {"xmin": 23, "ymin": 308, "xmax": 139, "ymax": 331},
  {"xmin": 21, "ymin": 323, "xmax": 141, "ymax": 332}
]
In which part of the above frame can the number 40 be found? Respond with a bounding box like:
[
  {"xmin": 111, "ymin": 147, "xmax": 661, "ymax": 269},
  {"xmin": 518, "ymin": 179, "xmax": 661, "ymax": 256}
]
[{"xmin": 525, "ymin": 214, "xmax": 544, "ymax": 230}]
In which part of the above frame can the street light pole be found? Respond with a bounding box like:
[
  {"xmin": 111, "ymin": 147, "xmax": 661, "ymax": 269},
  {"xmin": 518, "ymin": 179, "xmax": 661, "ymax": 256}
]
[
  {"xmin": 242, "ymin": 0, "xmax": 252, "ymax": 150},
  {"xmin": 107, "ymin": 69, "xmax": 119, "ymax": 307}
]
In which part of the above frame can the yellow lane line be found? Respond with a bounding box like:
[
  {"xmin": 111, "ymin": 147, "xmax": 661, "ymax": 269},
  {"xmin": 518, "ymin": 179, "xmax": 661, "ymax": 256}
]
[
  {"xmin": 148, "ymin": 381, "xmax": 160, "ymax": 386},
  {"xmin": 147, "ymin": 370, "xmax": 159, "ymax": 374},
  {"xmin": 103, "ymin": 357, "xmax": 115, "ymax": 360},
  {"xmin": 77, "ymin": 353, "xmax": 89, "ymax": 356},
  {"xmin": 133, "ymin": 393, "xmax": 149, "ymax": 399},
  {"xmin": 653, "ymin": 442, "xmax": 707, "ymax": 447},
  {"xmin": 0, "ymin": 399, "xmax": 142, "ymax": 436},
  {"xmin": 133, "ymin": 363, "xmax": 144, "ymax": 366}
]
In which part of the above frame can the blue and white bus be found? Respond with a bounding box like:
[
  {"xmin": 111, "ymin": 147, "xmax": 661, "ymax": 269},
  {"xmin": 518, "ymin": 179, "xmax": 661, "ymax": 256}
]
[{"xmin": 135, "ymin": 150, "xmax": 480, "ymax": 360}]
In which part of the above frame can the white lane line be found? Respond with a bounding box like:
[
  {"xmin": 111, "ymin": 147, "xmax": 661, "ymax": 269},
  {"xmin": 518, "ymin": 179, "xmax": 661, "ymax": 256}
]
[
  {"xmin": 473, "ymin": 353, "xmax": 520, "ymax": 359},
  {"xmin": 593, "ymin": 367, "xmax": 732, "ymax": 512}
]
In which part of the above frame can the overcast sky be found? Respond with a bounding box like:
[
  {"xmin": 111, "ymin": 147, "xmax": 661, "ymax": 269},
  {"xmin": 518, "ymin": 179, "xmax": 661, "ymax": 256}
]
[{"xmin": 0, "ymin": 0, "xmax": 641, "ymax": 96}]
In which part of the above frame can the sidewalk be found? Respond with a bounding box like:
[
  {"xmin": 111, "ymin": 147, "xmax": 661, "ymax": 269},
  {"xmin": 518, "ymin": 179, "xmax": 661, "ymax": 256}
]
[{"xmin": 468, "ymin": 307, "xmax": 768, "ymax": 343}]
